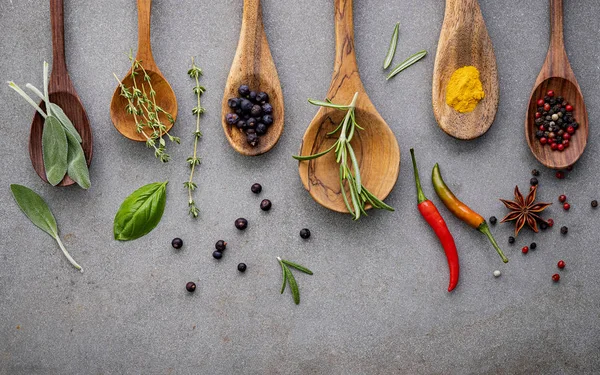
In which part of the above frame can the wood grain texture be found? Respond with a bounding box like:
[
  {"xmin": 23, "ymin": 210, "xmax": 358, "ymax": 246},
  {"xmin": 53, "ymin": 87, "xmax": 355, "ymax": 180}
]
[
  {"xmin": 297, "ymin": 0, "xmax": 400, "ymax": 214},
  {"xmin": 29, "ymin": 0, "xmax": 93, "ymax": 187},
  {"xmin": 432, "ymin": 0, "xmax": 499, "ymax": 140},
  {"xmin": 110, "ymin": 0, "xmax": 177, "ymax": 142},
  {"xmin": 221, "ymin": 0, "xmax": 284, "ymax": 156},
  {"xmin": 525, "ymin": 0, "xmax": 588, "ymax": 169}
]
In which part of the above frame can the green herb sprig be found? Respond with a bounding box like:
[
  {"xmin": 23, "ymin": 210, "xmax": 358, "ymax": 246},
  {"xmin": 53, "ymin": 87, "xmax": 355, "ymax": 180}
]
[
  {"xmin": 277, "ymin": 257, "xmax": 313, "ymax": 305},
  {"xmin": 8, "ymin": 62, "xmax": 90, "ymax": 189},
  {"xmin": 10, "ymin": 184, "xmax": 83, "ymax": 271},
  {"xmin": 386, "ymin": 50, "xmax": 427, "ymax": 80},
  {"xmin": 293, "ymin": 92, "xmax": 394, "ymax": 220},
  {"xmin": 113, "ymin": 51, "xmax": 179, "ymax": 162},
  {"xmin": 184, "ymin": 58, "xmax": 206, "ymax": 218},
  {"xmin": 383, "ymin": 22, "xmax": 400, "ymax": 69}
]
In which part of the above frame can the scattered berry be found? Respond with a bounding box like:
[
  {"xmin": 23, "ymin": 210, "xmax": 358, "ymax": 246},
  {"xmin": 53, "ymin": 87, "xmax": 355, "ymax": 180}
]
[
  {"xmin": 186, "ymin": 282, "xmax": 196, "ymax": 292},
  {"xmin": 251, "ymin": 183, "xmax": 262, "ymax": 194},
  {"xmin": 592, "ymin": 200, "xmax": 598, "ymax": 208},
  {"xmin": 171, "ymin": 238, "xmax": 183, "ymax": 249},
  {"xmin": 300, "ymin": 228, "xmax": 311, "ymax": 239},
  {"xmin": 556, "ymin": 171, "xmax": 565, "ymax": 179},
  {"xmin": 235, "ymin": 218, "xmax": 248, "ymax": 230},
  {"xmin": 522, "ymin": 246, "xmax": 529, "ymax": 254},
  {"xmin": 237, "ymin": 263, "xmax": 247, "ymax": 272},
  {"xmin": 530, "ymin": 242, "xmax": 537, "ymax": 250},
  {"xmin": 508, "ymin": 236, "xmax": 515, "ymax": 244},
  {"xmin": 540, "ymin": 221, "xmax": 549, "ymax": 230},
  {"xmin": 215, "ymin": 240, "xmax": 227, "ymax": 251},
  {"xmin": 530, "ymin": 177, "xmax": 538, "ymax": 186},
  {"xmin": 531, "ymin": 169, "xmax": 540, "ymax": 177},
  {"xmin": 557, "ymin": 260, "xmax": 565, "ymax": 269},
  {"xmin": 489, "ymin": 216, "xmax": 497, "ymax": 225},
  {"xmin": 563, "ymin": 203, "xmax": 570, "ymax": 211},
  {"xmin": 559, "ymin": 195, "xmax": 567, "ymax": 203},
  {"xmin": 547, "ymin": 218, "xmax": 554, "ymax": 227},
  {"xmin": 493, "ymin": 270, "xmax": 501, "ymax": 277},
  {"xmin": 213, "ymin": 251, "xmax": 223, "ymax": 259},
  {"xmin": 552, "ymin": 273, "xmax": 560, "ymax": 282},
  {"xmin": 260, "ymin": 199, "xmax": 272, "ymax": 211},
  {"xmin": 560, "ymin": 226, "xmax": 568, "ymax": 235}
]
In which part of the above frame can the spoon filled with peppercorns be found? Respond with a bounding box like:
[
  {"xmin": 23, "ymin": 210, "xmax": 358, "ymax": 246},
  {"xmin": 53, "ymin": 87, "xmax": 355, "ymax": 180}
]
[
  {"xmin": 221, "ymin": 0, "xmax": 284, "ymax": 156},
  {"xmin": 525, "ymin": 0, "xmax": 588, "ymax": 169}
]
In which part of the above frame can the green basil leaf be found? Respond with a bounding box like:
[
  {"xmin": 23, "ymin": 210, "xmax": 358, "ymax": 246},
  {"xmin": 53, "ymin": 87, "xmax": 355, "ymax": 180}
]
[
  {"xmin": 113, "ymin": 181, "xmax": 168, "ymax": 241},
  {"xmin": 65, "ymin": 131, "xmax": 90, "ymax": 189},
  {"xmin": 42, "ymin": 115, "xmax": 68, "ymax": 186},
  {"xmin": 10, "ymin": 184, "xmax": 58, "ymax": 239},
  {"xmin": 48, "ymin": 103, "xmax": 82, "ymax": 143}
]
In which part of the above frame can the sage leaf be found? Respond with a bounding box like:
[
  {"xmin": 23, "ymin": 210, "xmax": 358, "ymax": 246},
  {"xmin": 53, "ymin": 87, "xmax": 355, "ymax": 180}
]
[
  {"xmin": 10, "ymin": 184, "xmax": 83, "ymax": 271},
  {"xmin": 383, "ymin": 22, "xmax": 400, "ymax": 70},
  {"xmin": 113, "ymin": 181, "xmax": 168, "ymax": 241},
  {"xmin": 49, "ymin": 103, "xmax": 82, "ymax": 143},
  {"xmin": 285, "ymin": 265, "xmax": 300, "ymax": 305},
  {"xmin": 281, "ymin": 260, "xmax": 313, "ymax": 275},
  {"xmin": 42, "ymin": 115, "xmax": 68, "ymax": 186},
  {"xmin": 386, "ymin": 50, "xmax": 427, "ymax": 80},
  {"xmin": 65, "ymin": 131, "xmax": 90, "ymax": 189}
]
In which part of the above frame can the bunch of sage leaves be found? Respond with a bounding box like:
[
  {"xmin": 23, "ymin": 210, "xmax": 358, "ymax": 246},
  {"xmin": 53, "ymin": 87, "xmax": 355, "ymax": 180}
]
[{"xmin": 8, "ymin": 62, "xmax": 90, "ymax": 189}]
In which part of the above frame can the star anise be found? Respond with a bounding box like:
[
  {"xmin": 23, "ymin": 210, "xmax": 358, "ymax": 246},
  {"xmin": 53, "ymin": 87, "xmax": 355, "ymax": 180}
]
[{"xmin": 500, "ymin": 185, "xmax": 551, "ymax": 236}]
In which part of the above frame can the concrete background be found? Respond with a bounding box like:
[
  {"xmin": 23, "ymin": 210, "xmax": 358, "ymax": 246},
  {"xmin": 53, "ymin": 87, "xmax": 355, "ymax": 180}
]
[{"xmin": 1, "ymin": 0, "xmax": 600, "ymax": 374}]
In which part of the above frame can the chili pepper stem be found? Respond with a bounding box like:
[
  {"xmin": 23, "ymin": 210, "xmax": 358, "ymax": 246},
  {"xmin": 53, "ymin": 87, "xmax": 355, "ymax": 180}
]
[
  {"xmin": 409, "ymin": 149, "xmax": 427, "ymax": 204},
  {"xmin": 478, "ymin": 222, "xmax": 508, "ymax": 263}
]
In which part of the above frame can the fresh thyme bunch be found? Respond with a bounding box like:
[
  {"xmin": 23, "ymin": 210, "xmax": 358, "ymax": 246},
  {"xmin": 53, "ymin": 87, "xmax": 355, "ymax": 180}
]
[
  {"xmin": 183, "ymin": 58, "xmax": 206, "ymax": 218},
  {"xmin": 293, "ymin": 92, "xmax": 394, "ymax": 220},
  {"xmin": 113, "ymin": 51, "xmax": 179, "ymax": 162}
]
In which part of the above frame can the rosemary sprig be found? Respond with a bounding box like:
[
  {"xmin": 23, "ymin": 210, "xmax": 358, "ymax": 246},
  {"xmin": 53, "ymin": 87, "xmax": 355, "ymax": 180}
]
[
  {"xmin": 113, "ymin": 50, "xmax": 179, "ymax": 162},
  {"xmin": 383, "ymin": 22, "xmax": 400, "ymax": 70},
  {"xmin": 293, "ymin": 92, "xmax": 394, "ymax": 220},
  {"xmin": 277, "ymin": 257, "xmax": 313, "ymax": 305},
  {"xmin": 386, "ymin": 50, "xmax": 427, "ymax": 80},
  {"xmin": 184, "ymin": 57, "xmax": 206, "ymax": 218}
]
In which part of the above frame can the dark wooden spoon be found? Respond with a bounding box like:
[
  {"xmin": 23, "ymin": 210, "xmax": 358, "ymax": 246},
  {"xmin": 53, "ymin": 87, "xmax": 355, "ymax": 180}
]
[
  {"xmin": 297, "ymin": 0, "xmax": 400, "ymax": 214},
  {"xmin": 30, "ymin": 0, "xmax": 92, "ymax": 186},
  {"xmin": 525, "ymin": 0, "xmax": 588, "ymax": 169},
  {"xmin": 221, "ymin": 0, "xmax": 284, "ymax": 156},
  {"xmin": 110, "ymin": 0, "xmax": 177, "ymax": 142}
]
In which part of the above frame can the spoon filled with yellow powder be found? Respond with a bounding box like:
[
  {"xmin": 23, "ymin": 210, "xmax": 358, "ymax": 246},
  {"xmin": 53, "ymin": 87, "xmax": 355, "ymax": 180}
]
[{"xmin": 446, "ymin": 66, "xmax": 485, "ymax": 113}]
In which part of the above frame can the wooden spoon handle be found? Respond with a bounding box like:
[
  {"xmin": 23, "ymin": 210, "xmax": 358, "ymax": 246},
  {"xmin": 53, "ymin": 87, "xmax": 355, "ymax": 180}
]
[
  {"xmin": 238, "ymin": 0, "xmax": 265, "ymax": 65},
  {"xmin": 49, "ymin": 0, "xmax": 68, "ymax": 77},
  {"xmin": 136, "ymin": 0, "xmax": 154, "ymax": 64},
  {"xmin": 549, "ymin": 0, "xmax": 566, "ymax": 55},
  {"xmin": 333, "ymin": 0, "xmax": 358, "ymax": 76}
]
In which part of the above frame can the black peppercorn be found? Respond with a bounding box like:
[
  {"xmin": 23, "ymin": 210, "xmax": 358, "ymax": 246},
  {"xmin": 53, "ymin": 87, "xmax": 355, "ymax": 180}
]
[
  {"xmin": 260, "ymin": 199, "xmax": 272, "ymax": 211},
  {"xmin": 255, "ymin": 123, "xmax": 267, "ymax": 135},
  {"xmin": 235, "ymin": 218, "xmax": 248, "ymax": 230},
  {"xmin": 213, "ymin": 251, "xmax": 223, "ymax": 259},
  {"xmin": 237, "ymin": 263, "xmax": 247, "ymax": 272},
  {"xmin": 238, "ymin": 84, "xmax": 250, "ymax": 97},
  {"xmin": 251, "ymin": 183, "xmax": 262, "ymax": 194},
  {"xmin": 592, "ymin": 200, "xmax": 598, "ymax": 208},
  {"xmin": 186, "ymin": 282, "xmax": 196, "ymax": 292},
  {"xmin": 560, "ymin": 226, "xmax": 568, "ymax": 235},
  {"xmin": 489, "ymin": 216, "xmax": 497, "ymax": 225},
  {"xmin": 530, "ymin": 177, "xmax": 538, "ymax": 186},
  {"xmin": 256, "ymin": 92, "xmax": 269, "ymax": 103},
  {"xmin": 532, "ymin": 169, "xmax": 540, "ymax": 177},
  {"xmin": 215, "ymin": 240, "xmax": 227, "ymax": 251},
  {"xmin": 508, "ymin": 236, "xmax": 515, "ymax": 244},
  {"xmin": 171, "ymin": 238, "xmax": 183, "ymax": 249},
  {"xmin": 530, "ymin": 242, "xmax": 537, "ymax": 250},
  {"xmin": 300, "ymin": 228, "xmax": 311, "ymax": 239}
]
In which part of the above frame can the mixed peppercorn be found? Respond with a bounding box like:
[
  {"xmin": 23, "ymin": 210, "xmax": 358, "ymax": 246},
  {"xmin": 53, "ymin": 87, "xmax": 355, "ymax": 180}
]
[
  {"xmin": 226, "ymin": 85, "xmax": 274, "ymax": 147},
  {"xmin": 534, "ymin": 90, "xmax": 578, "ymax": 152}
]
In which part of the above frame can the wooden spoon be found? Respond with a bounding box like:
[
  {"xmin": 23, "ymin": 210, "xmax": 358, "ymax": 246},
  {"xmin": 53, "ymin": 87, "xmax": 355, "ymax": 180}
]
[
  {"xmin": 525, "ymin": 0, "xmax": 588, "ymax": 169},
  {"xmin": 30, "ymin": 0, "xmax": 92, "ymax": 186},
  {"xmin": 110, "ymin": 0, "xmax": 177, "ymax": 142},
  {"xmin": 221, "ymin": 0, "xmax": 284, "ymax": 156},
  {"xmin": 297, "ymin": 0, "xmax": 400, "ymax": 214},
  {"xmin": 432, "ymin": 0, "xmax": 499, "ymax": 140}
]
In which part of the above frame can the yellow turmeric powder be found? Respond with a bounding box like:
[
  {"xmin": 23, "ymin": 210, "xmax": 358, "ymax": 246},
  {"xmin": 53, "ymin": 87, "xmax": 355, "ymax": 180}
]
[{"xmin": 445, "ymin": 66, "xmax": 485, "ymax": 113}]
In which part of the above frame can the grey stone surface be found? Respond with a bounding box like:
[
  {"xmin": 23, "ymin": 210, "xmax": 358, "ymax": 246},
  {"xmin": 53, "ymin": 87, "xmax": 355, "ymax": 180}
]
[{"xmin": 1, "ymin": 0, "xmax": 600, "ymax": 374}]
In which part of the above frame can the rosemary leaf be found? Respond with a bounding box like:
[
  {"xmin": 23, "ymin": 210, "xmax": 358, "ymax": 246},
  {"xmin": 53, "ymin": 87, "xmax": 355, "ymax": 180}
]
[
  {"xmin": 386, "ymin": 50, "xmax": 427, "ymax": 80},
  {"xmin": 285, "ymin": 265, "xmax": 300, "ymax": 305},
  {"xmin": 383, "ymin": 22, "xmax": 400, "ymax": 70},
  {"xmin": 292, "ymin": 142, "xmax": 336, "ymax": 161},
  {"xmin": 308, "ymin": 99, "xmax": 349, "ymax": 110},
  {"xmin": 281, "ymin": 260, "xmax": 313, "ymax": 275}
]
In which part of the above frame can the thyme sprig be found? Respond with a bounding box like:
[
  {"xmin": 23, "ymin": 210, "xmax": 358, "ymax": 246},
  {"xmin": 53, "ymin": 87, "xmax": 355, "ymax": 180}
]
[
  {"xmin": 293, "ymin": 92, "xmax": 394, "ymax": 220},
  {"xmin": 277, "ymin": 257, "xmax": 313, "ymax": 305},
  {"xmin": 113, "ymin": 50, "xmax": 179, "ymax": 162},
  {"xmin": 184, "ymin": 57, "xmax": 206, "ymax": 218}
]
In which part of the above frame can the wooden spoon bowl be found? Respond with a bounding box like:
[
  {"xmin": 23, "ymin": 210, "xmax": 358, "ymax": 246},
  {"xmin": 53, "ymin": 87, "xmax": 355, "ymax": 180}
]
[
  {"xmin": 525, "ymin": 0, "xmax": 588, "ymax": 169},
  {"xmin": 297, "ymin": 0, "xmax": 400, "ymax": 214},
  {"xmin": 110, "ymin": 0, "xmax": 177, "ymax": 142},
  {"xmin": 222, "ymin": 0, "xmax": 283, "ymax": 156},
  {"xmin": 432, "ymin": 0, "xmax": 499, "ymax": 140}
]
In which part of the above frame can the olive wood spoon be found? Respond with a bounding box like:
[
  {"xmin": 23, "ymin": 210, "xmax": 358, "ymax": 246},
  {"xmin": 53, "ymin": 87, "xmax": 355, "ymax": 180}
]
[
  {"xmin": 221, "ymin": 0, "xmax": 284, "ymax": 156},
  {"xmin": 432, "ymin": 0, "xmax": 499, "ymax": 140},
  {"xmin": 525, "ymin": 0, "xmax": 588, "ymax": 169},
  {"xmin": 297, "ymin": 0, "xmax": 400, "ymax": 214},
  {"xmin": 110, "ymin": 0, "xmax": 177, "ymax": 142},
  {"xmin": 30, "ymin": 0, "xmax": 92, "ymax": 186}
]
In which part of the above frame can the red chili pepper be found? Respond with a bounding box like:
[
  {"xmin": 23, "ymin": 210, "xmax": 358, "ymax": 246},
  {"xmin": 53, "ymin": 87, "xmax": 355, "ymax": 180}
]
[{"xmin": 410, "ymin": 149, "xmax": 459, "ymax": 292}]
